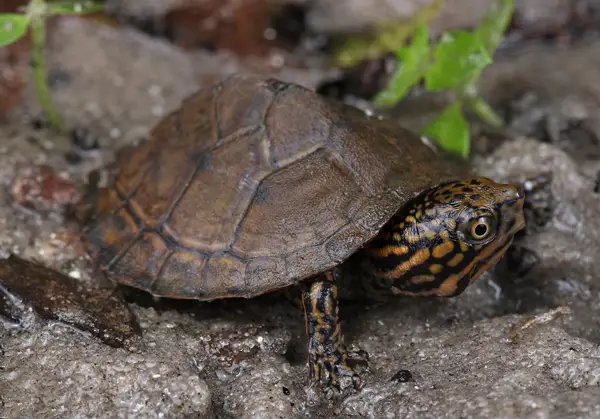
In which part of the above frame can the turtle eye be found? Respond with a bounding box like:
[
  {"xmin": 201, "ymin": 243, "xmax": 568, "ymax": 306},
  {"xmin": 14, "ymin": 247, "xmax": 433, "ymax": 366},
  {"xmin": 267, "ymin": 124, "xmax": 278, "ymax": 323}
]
[{"xmin": 460, "ymin": 214, "xmax": 497, "ymax": 245}]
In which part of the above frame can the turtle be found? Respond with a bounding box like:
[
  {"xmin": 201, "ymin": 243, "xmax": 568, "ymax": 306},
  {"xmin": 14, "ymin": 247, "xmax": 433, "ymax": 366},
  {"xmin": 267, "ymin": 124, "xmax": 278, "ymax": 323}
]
[{"xmin": 78, "ymin": 74, "xmax": 526, "ymax": 391}]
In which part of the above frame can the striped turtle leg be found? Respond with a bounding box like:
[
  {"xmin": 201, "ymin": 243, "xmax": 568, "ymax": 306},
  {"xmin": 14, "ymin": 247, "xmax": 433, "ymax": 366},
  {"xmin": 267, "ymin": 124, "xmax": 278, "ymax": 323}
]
[{"xmin": 301, "ymin": 269, "xmax": 369, "ymax": 391}]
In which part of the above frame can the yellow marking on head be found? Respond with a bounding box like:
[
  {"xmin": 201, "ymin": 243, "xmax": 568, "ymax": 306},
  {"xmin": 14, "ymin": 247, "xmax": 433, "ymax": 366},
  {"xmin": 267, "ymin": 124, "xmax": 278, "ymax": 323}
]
[
  {"xmin": 469, "ymin": 238, "xmax": 513, "ymax": 283},
  {"xmin": 432, "ymin": 241, "xmax": 454, "ymax": 258},
  {"xmin": 459, "ymin": 241, "xmax": 469, "ymax": 253},
  {"xmin": 398, "ymin": 222, "xmax": 405, "ymax": 229},
  {"xmin": 404, "ymin": 232, "xmax": 420, "ymax": 244},
  {"xmin": 385, "ymin": 248, "xmax": 431, "ymax": 279},
  {"xmin": 437, "ymin": 274, "xmax": 459, "ymax": 296},
  {"xmin": 373, "ymin": 245, "xmax": 409, "ymax": 257},
  {"xmin": 422, "ymin": 229, "xmax": 437, "ymax": 240},
  {"xmin": 447, "ymin": 253, "xmax": 464, "ymax": 267},
  {"xmin": 415, "ymin": 210, "xmax": 423, "ymax": 219},
  {"xmin": 411, "ymin": 275, "xmax": 436, "ymax": 284},
  {"xmin": 405, "ymin": 223, "xmax": 436, "ymax": 243},
  {"xmin": 434, "ymin": 233, "xmax": 513, "ymax": 296},
  {"xmin": 429, "ymin": 264, "xmax": 444, "ymax": 274},
  {"xmin": 405, "ymin": 215, "xmax": 416, "ymax": 223}
]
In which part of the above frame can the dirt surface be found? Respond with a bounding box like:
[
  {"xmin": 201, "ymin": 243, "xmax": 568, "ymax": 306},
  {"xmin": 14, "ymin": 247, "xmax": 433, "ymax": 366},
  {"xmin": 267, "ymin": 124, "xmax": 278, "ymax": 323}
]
[{"xmin": 1, "ymin": 3, "xmax": 600, "ymax": 419}]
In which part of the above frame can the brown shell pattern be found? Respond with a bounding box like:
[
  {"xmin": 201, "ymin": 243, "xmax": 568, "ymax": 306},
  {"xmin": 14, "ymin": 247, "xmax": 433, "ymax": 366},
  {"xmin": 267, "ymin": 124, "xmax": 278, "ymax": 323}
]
[{"xmin": 82, "ymin": 74, "xmax": 468, "ymax": 300}]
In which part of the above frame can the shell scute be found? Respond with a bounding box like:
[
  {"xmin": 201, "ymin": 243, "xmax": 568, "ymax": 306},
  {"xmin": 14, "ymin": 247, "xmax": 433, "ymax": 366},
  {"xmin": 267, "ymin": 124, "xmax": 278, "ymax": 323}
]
[
  {"xmin": 109, "ymin": 231, "xmax": 170, "ymax": 290},
  {"xmin": 231, "ymin": 148, "xmax": 365, "ymax": 259},
  {"xmin": 163, "ymin": 129, "xmax": 271, "ymax": 253},
  {"xmin": 153, "ymin": 250, "xmax": 208, "ymax": 298}
]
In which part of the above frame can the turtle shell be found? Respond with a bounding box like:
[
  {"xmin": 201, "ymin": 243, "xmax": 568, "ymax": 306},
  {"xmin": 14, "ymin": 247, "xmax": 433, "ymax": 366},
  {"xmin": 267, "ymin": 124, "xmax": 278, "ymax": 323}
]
[{"xmin": 81, "ymin": 74, "xmax": 468, "ymax": 300}]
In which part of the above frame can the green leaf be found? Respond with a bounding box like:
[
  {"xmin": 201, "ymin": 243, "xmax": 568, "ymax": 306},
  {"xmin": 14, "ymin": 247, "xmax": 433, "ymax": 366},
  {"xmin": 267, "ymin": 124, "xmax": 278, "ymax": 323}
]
[
  {"xmin": 0, "ymin": 14, "xmax": 30, "ymax": 48},
  {"xmin": 373, "ymin": 25, "xmax": 432, "ymax": 107},
  {"xmin": 422, "ymin": 103, "xmax": 470, "ymax": 158},
  {"xmin": 474, "ymin": 0, "xmax": 514, "ymax": 55},
  {"xmin": 424, "ymin": 30, "xmax": 491, "ymax": 92},
  {"xmin": 46, "ymin": 1, "xmax": 104, "ymax": 15}
]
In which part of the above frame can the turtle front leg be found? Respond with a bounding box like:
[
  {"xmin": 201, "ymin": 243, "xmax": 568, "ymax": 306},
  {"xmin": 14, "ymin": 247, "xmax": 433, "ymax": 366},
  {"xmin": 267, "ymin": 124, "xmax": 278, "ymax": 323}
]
[{"xmin": 302, "ymin": 270, "xmax": 369, "ymax": 391}]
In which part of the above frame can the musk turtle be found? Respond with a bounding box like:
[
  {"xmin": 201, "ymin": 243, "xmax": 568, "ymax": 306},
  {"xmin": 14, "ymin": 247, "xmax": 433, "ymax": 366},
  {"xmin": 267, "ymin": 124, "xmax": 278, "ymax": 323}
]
[{"xmin": 79, "ymin": 74, "xmax": 526, "ymax": 391}]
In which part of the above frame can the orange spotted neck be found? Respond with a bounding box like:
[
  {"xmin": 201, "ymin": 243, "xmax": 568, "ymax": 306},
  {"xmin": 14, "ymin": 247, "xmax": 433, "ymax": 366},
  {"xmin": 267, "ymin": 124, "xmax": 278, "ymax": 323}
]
[{"xmin": 365, "ymin": 177, "xmax": 525, "ymax": 298}]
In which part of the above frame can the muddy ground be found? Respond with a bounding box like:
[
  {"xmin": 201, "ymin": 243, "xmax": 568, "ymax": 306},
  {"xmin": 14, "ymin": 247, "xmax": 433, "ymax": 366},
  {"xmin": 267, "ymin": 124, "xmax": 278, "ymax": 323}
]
[{"xmin": 2, "ymin": 1, "xmax": 600, "ymax": 418}]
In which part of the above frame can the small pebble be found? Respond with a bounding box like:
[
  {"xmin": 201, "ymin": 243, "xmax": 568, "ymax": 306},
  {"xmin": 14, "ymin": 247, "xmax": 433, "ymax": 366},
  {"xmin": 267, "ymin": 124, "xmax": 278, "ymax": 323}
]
[
  {"xmin": 71, "ymin": 127, "xmax": 99, "ymax": 151},
  {"xmin": 391, "ymin": 369, "xmax": 413, "ymax": 383}
]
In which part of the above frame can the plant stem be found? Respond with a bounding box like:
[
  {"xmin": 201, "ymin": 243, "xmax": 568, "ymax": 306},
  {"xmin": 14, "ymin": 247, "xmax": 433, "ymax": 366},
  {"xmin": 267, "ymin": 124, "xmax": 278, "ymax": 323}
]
[
  {"xmin": 467, "ymin": 97, "xmax": 503, "ymax": 129},
  {"xmin": 29, "ymin": 0, "xmax": 63, "ymax": 130}
]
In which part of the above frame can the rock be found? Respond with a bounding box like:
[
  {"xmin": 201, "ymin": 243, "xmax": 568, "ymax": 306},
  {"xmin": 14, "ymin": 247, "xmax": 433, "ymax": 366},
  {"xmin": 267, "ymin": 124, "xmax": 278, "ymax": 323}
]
[
  {"xmin": 338, "ymin": 316, "xmax": 600, "ymax": 418},
  {"xmin": 0, "ymin": 254, "xmax": 140, "ymax": 348},
  {"xmin": 473, "ymin": 137, "xmax": 600, "ymax": 344},
  {"xmin": 11, "ymin": 164, "xmax": 79, "ymax": 213},
  {"xmin": 35, "ymin": 16, "xmax": 211, "ymax": 148},
  {"xmin": 305, "ymin": 0, "xmax": 572, "ymax": 36},
  {"xmin": 105, "ymin": 0, "xmax": 188, "ymax": 19},
  {"xmin": 222, "ymin": 354, "xmax": 299, "ymax": 419},
  {"xmin": 14, "ymin": 16, "xmax": 333, "ymax": 153},
  {"xmin": 1, "ymin": 318, "xmax": 214, "ymax": 418},
  {"xmin": 307, "ymin": 0, "xmax": 438, "ymax": 34},
  {"xmin": 513, "ymin": 0, "xmax": 573, "ymax": 36}
]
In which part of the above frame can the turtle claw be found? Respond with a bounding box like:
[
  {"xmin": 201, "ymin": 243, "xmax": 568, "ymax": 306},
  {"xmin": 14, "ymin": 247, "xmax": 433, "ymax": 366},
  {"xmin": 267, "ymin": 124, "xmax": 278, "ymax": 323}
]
[{"xmin": 309, "ymin": 346, "xmax": 369, "ymax": 392}]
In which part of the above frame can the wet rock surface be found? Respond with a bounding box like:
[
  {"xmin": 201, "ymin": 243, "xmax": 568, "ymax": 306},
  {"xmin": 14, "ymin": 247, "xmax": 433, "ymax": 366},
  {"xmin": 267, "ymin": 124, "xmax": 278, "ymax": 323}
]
[
  {"xmin": 2, "ymin": 306, "xmax": 215, "ymax": 418},
  {"xmin": 337, "ymin": 315, "xmax": 600, "ymax": 418},
  {"xmin": 306, "ymin": 0, "xmax": 589, "ymax": 37},
  {"xmin": 0, "ymin": 255, "xmax": 140, "ymax": 348},
  {"xmin": 1, "ymin": 9, "xmax": 600, "ymax": 419}
]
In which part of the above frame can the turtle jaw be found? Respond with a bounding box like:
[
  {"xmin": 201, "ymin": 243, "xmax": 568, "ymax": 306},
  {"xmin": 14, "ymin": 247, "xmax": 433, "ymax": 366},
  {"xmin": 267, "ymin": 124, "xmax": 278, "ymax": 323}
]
[{"xmin": 464, "ymin": 197, "xmax": 525, "ymax": 291}]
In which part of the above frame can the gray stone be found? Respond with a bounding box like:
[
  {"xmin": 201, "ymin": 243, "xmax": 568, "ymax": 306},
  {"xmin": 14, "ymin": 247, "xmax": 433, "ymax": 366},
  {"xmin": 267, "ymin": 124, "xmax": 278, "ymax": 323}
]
[
  {"xmin": 338, "ymin": 316, "xmax": 600, "ymax": 418},
  {"xmin": 1, "ymin": 308, "xmax": 214, "ymax": 418}
]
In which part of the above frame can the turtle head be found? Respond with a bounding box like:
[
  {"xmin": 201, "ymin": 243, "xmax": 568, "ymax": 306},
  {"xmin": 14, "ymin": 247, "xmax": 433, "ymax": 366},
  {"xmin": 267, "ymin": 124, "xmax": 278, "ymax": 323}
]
[{"xmin": 367, "ymin": 177, "xmax": 525, "ymax": 297}]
